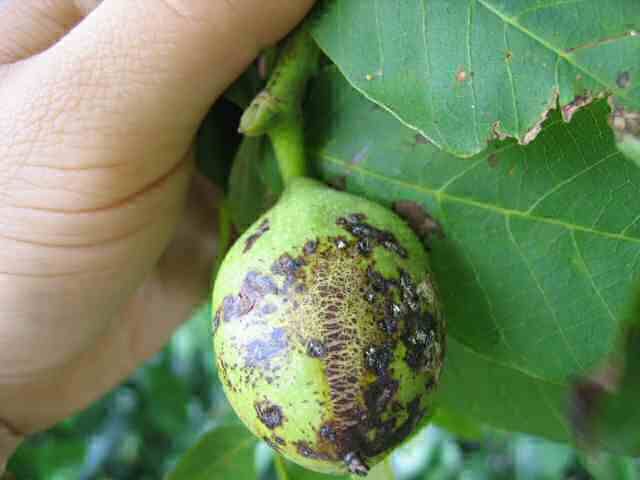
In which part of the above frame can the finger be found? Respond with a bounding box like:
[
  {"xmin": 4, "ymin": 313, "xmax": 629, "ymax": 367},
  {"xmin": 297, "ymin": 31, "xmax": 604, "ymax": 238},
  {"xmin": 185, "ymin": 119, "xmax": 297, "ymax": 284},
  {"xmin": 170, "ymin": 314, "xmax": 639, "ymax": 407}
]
[
  {"xmin": 0, "ymin": 173, "xmax": 219, "ymax": 434},
  {"xmin": 23, "ymin": 0, "xmax": 316, "ymax": 151},
  {"xmin": 0, "ymin": 0, "xmax": 314, "ymax": 213},
  {"xmin": 0, "ymin": 0, "xmax": 101, "ymax": 65}
]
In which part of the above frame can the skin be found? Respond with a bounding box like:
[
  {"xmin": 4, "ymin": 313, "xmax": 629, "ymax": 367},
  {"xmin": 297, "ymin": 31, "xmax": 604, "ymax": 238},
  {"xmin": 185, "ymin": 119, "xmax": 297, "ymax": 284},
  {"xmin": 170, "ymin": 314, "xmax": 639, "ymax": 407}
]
[{"xmin": 0, "ymin": 0, "xmax": 315, "ymax": 438}]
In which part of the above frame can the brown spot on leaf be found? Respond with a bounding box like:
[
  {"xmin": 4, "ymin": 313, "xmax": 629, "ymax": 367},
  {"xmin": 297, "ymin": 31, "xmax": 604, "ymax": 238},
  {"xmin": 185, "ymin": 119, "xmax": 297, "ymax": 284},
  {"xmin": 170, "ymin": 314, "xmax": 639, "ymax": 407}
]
[
  {"xmin": 492, "ymin": 121, "xmax": 509, "ymax": 141},
  {"xmin": 488, "ymin": 153, "xmax": 499, "ymax": 168},
  {"xmin": 328, "ymin": 176, "xmax": 347, "ymax": 191},
  {"xmin": 351, "ymin": 145, "xmax": 370, "ymax": 165},
  {"xmin": 392, "ymin": 201, "xmax": 445, "ymax": 248},
  {"xmin": 570, "ymin": 381, "xmax": 606, "ymax": 447},
  {"xmin": 608, "ymin": 98, "xmax": 640, "ymax": 139},
  {"xmin": 562, "ymin": 95, "xmax": 595, "ymax": 122},
  {"xmin": 617, "ymin": 71, "xmax": 631, "ymax": 89},
  {"xmin": 522, "ymin": 89, "xmax": 559, "ymax": 145},
  {"xmin": 415, "ymin": 133, "xmax": 431, "ymax": 145},
  {"xmin": 456, "ymin": 68, "xmax": 468, "ymax": 82}
]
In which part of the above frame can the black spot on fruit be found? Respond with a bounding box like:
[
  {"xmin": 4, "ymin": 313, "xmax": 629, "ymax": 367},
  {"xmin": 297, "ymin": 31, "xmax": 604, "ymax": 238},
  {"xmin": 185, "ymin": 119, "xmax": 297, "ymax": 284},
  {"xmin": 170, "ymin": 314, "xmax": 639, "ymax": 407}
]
[
  {"xmin": 344, "ymin": 452, "xmax": 369, "ymax": 476},
  {"xmin": 307, "ymin": 339, "xmax": 328, "ymax": 358},
  {"xmin": 304, "ymin": 239, "xmax": 318, "ymax": 255},
  {"xmin": 365, "ymin": 344, "xmax": 394, "ymax": 375},
  {"xmin": 255, "ymin": 400, "xmax": 285, "ymax": 429},
  {"xmin": 320, "ymin": 424, "xmax": 338, "ymax": 443}
]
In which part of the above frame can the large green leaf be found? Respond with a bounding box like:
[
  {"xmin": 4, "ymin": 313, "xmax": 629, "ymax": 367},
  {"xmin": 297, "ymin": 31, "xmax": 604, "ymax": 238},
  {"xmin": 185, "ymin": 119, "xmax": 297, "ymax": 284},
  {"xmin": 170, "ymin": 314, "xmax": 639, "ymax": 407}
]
[
  {"xmin": 307, "ymin": 68, "xmax": 639, "ymax": 448},
  {"xmin": 167, "ymin": 425, "xmax": 258, "ymax": 480},
  {"xmin": 311, "ymin": 0, "xmax": 640, "ymax": 157}
]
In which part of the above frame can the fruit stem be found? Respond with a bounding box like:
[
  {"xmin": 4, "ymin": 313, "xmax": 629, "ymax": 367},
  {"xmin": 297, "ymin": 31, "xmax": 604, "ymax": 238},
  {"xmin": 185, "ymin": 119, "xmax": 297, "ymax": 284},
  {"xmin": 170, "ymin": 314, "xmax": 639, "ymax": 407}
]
[
  {"xmin": 239, "ymin": 24, "xmax": 320, "ymax": 186},
  {"xmin": 269, "ymin": 117, "xmax": 307, "ymax": 184}
]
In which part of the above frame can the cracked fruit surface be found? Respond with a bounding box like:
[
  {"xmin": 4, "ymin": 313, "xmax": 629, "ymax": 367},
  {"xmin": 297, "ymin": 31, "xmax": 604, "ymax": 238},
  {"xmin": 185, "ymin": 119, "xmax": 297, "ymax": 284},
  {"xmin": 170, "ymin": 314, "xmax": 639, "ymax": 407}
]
[{"xmin": 212, "ymin": 178, "xmax": 445, "ymax": 476}]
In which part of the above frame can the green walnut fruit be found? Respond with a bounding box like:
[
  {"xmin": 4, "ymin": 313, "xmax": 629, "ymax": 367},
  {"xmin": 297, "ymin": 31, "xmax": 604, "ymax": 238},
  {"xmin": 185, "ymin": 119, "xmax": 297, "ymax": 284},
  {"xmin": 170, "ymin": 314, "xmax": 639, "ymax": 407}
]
[{"xmin": 212, "ymin": 178, "xmax": 445, "ymax": 476}]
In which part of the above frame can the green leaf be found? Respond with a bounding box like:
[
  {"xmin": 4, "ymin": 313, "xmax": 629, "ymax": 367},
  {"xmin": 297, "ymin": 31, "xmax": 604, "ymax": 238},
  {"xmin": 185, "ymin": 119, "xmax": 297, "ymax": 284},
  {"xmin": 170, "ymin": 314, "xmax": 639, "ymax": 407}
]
[
  {"xmin": 437, "ymin": 340, "xmax": 571, "ymax": 443},
  {"xmin": 225, "ymin": 65, "xmax": 264, "ymax": 110},
  {"xmin": 280, "ymin": 459, "xmax": 350, "ymax": 480},
  {"xmin": 580, "ymin": 452, "xmax": 639, "ymax": 480},
  {"xmin": 569, "ymin": 284, "xmax": 640, "ymax": 454},
  {"xmin": 167, "ymin": 425, "xmax": 258, "ymax": 480},
  {"xmin": 307, "ymin": 68, "xmax": 639, "ymax": 449},
  {"xmin": 228, "ymin": 137, "xmax": 283, "ymax": 233},
  {"xmin": 431, "ymin": 408, "xmax": 483, "ymax": 441},
  {"xmin": 196, "ymin": 99, "xmax": 241, "ymax": 191},
  {"xmin": 312, "ymin": 0, "xmax": 640, "ymax": 157},
  {"xmin": 511, "ymin": 436, "xmax": 574, "ymax": 480}
]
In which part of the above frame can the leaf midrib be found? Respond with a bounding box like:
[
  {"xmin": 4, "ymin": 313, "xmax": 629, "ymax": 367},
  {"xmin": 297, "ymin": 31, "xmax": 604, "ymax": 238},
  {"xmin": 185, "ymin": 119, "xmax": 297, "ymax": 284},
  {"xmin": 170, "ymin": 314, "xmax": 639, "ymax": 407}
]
[{"xmin": 315, "ymin": 150, "xmax": 639, "ymax": 246}]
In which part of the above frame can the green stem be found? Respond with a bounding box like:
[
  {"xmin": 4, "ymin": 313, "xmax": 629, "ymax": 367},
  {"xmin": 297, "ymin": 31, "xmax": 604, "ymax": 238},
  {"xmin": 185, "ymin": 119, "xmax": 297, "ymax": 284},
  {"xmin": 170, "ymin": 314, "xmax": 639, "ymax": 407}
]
[
  {"xmin": 269, "ymin": 116, "xmax": 307, "ymax": 184},
  {"xmin": 239, "ymin": 24, "xmax": 319, "ymax": 186}
]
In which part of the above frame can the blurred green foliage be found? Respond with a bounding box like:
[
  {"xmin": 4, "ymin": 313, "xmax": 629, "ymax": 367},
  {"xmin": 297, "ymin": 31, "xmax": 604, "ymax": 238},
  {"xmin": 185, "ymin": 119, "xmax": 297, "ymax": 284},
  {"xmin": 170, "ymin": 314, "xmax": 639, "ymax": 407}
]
[{"xmin": 7, "ymin": 306, "xmax": 640, "ymax": 480}]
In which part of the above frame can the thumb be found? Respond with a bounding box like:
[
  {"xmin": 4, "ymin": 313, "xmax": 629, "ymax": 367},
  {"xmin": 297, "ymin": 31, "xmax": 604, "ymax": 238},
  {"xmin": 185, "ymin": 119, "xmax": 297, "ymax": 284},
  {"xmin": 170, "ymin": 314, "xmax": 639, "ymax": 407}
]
[{"xmin": 24, "ymin": 0, "xmax": 316, "ymax": 135}]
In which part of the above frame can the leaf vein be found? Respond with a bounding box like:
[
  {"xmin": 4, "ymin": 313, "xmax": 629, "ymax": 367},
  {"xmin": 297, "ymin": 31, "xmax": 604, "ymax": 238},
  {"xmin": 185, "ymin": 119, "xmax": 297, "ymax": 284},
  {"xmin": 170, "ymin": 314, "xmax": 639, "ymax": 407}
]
[{"xmin": 505, "ymin": 216, "xmax": 586, "ymax": 373}]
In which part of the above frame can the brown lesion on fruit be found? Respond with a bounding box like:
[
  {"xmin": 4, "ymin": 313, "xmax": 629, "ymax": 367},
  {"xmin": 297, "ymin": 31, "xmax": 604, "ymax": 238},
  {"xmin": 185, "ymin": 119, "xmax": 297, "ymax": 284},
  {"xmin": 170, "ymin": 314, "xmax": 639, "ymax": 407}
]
[
  {"xmin": 255, "ymin": 400, "xmax": 285, "ymax": 429},
  {"xmin": 364, "ymin": 376, "xmax": 399, "ymax": 417},
  {"xmin": 263, "ymin": 436, "xmax": 283, "ymax": 453},
  {"xmin": 319, "ymin": 423, "xmax": 338, "ymax": 443},
  {"xmin": 364, "ymin": 344, "xmax": 394, "ymax": 375},
  {"xmin": 304, "ymin": 239, "xmax": 318, "ymax": 255},
  {"xmin": 221, "ymin": 271, "xmax": 278, "ymax": 322},
  {"xmin": 243, "ymin": 218, "xmax": 270, "ymax": 253},
  {"xmin": 217, "ymin": 357, "xmax": 238, "ymax": 393},
  {"xmin": 288, "ymin": 236, "xmax": 440, "ymax": 468},
  {"xmin": 244, "ymin": 327, "xmax": 288, "ymax": 369}
]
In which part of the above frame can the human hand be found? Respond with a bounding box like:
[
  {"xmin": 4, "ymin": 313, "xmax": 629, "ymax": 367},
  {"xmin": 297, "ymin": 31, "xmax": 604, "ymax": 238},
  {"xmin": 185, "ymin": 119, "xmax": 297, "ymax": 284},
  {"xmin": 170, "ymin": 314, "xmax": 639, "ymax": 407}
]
[{"xmin": 0, "ymin": 0, "xmax": 315, "ymax": 440}]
